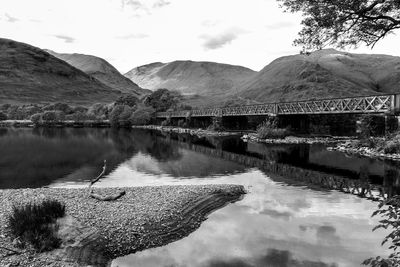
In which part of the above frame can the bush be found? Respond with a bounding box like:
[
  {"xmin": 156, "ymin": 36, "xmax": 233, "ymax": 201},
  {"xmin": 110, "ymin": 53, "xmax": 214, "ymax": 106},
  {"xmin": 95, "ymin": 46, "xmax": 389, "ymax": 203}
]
[
  {"xmin": 0, "ymin": 111, "xmax": 7, "ymax": 121},
  {"xmin": 41, "ymin": 111, "xmax": 58, "ymax": 122},
  {"xmin": 177, "ymin": 119, "xmax": 185, "ymax": 127},
  {"xmin": 43, "ymin": 103, "xmax": 73, "ymax": 114},
  {"xmin": 384, "ymin": 138, "xmax": 400, "ymax": 154},
  {"xmin": 129, "ymin": 105, "xmax": 155, "ymax": 125},
  {"xmin": 8, "ymin": 199, "xmax": 66, "ymax": 252},
  {"xmin": 115, "ymin": 95, "xmax": 139, "ymax": 107},
  {"xmin": 110, "ymin": 105, "xmax": 134, "ymax": 127},
  {"xmin": 30, "ymin": 113, "xmax": 42, "ymax": 124},
  {"xmin": 88, "ymin": 103, "xmax": 108, "ymax": 120},
  {"xmin": 207, "ymin": 117, "xmax": 224, "ymax": 131},
  {"xmin": 144, "ymin": 89, "xmax": 180, "ymax": 112},
  {"xmin": 256, "ymin": 120, "xmax": 290, "ymax": 139}
]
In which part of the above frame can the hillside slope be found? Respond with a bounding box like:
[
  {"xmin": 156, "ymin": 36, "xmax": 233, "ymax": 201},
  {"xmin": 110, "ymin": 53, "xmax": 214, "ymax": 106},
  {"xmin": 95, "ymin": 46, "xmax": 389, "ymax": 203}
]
[
  {"xmin": 0, "ymin": 38, "xmax": 121, "ymax": 104},
  {"xmin": 238, "ymin": 49, "xmax": 400, "ymax": 103},
  {"xmin": 125, "ymin": 60, "xmax": 256, "ymax": 97},
  {"xmin": 46, "ymin": 50, "xmax": 148, "ymax": 97}
]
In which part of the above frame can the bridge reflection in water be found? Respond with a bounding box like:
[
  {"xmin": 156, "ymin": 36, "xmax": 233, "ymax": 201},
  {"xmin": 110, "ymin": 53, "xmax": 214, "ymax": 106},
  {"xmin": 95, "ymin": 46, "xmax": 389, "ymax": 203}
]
[{"xmin": 157, "ymin": 132, "xmax": 400, "ymax": 201}]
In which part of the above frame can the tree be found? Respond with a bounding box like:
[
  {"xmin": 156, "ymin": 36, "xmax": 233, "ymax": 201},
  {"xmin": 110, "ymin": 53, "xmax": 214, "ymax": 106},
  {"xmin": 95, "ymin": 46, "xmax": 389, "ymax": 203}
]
[
  {"xmin": 129, "ymin": 105, "xmax": 155, "ymax": 125},
  {"xmin": 41, "ymin": 111, "xmax": 58, "ymax": 123},
  {"xmin": 278, "ymin": 0, "xmax": 400, "ymax": 50},
  {"xmin": 0, "ymin": 112, "xmax": 7, "ymax": 121},
  {"xmin": 30, "ymin": 113, "xmax": 42, "ymax": 124},
  {"xmin": 144, "ymin": 89, "xmax": 180, "ymax": 112},
  {"xmin": 115, "ymin": 94, "xmax": 139, "ymax": 107}
]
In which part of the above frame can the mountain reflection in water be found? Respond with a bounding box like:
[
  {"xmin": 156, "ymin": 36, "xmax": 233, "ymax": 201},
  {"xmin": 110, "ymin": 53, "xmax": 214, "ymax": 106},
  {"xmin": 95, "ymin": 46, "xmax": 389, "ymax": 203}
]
[{"xmin": 0, "ymin": 128, "xmax": 397, "ymax": 266}]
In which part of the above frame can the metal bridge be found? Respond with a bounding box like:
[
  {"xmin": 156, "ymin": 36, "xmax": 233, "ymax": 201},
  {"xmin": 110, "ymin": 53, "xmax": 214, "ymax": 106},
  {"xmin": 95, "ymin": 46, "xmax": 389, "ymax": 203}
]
[{"xmin": 156, "ymin": 94, "xmax": 400, "ymax": 118}]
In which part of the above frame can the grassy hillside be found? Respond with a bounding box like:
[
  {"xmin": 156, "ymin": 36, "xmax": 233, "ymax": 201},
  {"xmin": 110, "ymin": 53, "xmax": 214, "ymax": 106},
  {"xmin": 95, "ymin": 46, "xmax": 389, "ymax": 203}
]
[
  {"xmin": 125, "ymin": 60, "xmax": 256, "ymax": 97},
  {"xmin": 238, "ymin": 49, "xmax": 400, "ymax": 103},
  {"xmin": 46, "ymin": 50, "xmax": 149, "ymax": 97},
  {"xmin": 125, "ymin": 50, "xmax": 400, "ymax": 108},
  {"xmin": 0, "ymin": 38, "xmax": 121, "ymax": 105}
]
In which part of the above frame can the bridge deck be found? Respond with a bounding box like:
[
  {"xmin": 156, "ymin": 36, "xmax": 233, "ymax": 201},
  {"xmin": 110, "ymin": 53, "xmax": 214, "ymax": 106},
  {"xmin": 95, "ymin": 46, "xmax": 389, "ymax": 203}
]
[{"xmin": 156, "ymin": 94, "xmax": 400, "ymax": 118}]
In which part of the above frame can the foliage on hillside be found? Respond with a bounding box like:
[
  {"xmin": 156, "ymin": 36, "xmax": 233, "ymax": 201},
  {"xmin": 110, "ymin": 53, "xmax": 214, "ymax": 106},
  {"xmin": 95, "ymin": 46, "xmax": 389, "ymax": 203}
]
[{"xmin": 1, "ymin": 88, "xmax": 188, "ymax": 128}]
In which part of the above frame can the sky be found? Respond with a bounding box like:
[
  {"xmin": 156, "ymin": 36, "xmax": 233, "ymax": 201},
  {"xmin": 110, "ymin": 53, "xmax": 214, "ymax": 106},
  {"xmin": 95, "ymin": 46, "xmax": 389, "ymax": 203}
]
[{"xmin": 1, "ymin": 0, "xmax": 400, "ymax": 73}]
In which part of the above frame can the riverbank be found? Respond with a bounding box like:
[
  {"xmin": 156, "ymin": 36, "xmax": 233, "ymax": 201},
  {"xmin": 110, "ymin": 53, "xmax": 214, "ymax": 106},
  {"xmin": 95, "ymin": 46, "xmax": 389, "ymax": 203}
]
[
  {"xmin": 0, "ymin": 120, "xmax": 110, "ymax": 128},
  {"xmin": 0, "ymin": 185, "xmax": 245, "ymax": 267},
  {"xmin": 132, "ymin": 125, "xmax": 244, "ymax": 137},
  {"xmin": 328, "ymin": 139, "xmax": 400, "ymax": 161},
  {"xmin": 241, "ymin": 132, "xmax": 354, "ymax": 144}
]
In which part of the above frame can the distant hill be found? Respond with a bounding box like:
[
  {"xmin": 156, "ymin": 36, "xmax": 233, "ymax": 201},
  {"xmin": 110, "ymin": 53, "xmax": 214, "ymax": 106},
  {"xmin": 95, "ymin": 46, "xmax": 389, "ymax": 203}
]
[
  {"xmin": 125, "ymin": 52, "xmax": 400, "ymax": 108},
  {"xmin": 238, "ymin": 49, "xmax": 400, "ymax": 103},
  {"xmin": 46, "ymin": 50, "xmax": 149, "ymax": 97},
  {"xmin": 124, "ymin": 60, "xmax": 256, "ymax": 98},
  {"xmin": 0, "ymin": 38, "xmax": 121, "ymax": 105}
]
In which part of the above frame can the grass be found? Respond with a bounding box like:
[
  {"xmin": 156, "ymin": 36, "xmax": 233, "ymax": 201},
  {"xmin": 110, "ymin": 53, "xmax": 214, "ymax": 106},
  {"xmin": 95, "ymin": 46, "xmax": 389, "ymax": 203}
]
[
  {"xmin": 256, "ymin": 120, "xmax": 290, "ymax": 139},
  {"xmin": 347, "ymin": 132, "xmax": 400, "ymax": 155},
  {"xmin": 7, "ymin": 199, "xmax": 66, "ymax": 252}
]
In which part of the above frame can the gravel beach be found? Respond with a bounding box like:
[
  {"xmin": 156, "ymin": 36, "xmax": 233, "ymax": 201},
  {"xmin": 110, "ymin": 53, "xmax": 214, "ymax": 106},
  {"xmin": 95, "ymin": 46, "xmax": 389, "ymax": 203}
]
[{"xmin": 0, "ymin": 184, "xmax": 245, "ymax": 267}]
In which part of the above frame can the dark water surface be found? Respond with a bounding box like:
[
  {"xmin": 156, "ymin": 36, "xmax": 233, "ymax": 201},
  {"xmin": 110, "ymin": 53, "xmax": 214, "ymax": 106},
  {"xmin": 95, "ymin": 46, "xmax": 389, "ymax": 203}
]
[{"xmin": 1, "ymin": 127, "xmax": 398, "ymax": 266}]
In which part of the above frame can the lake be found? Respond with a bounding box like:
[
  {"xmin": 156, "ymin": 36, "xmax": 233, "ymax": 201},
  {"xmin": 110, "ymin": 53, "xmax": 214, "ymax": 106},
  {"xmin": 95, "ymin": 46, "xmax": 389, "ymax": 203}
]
[{"xmin": 0, "ymin": 127, "xmax": 397, "ymax": 266}]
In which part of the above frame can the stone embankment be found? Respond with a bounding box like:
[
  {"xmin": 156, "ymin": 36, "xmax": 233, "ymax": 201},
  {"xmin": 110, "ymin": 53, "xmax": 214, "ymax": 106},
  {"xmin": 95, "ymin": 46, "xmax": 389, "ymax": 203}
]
[
  {"xmin": 0, "ymin": 185, "xmax": 245, "ymax": 267},
  {"xmin": 328, "ymin": 141, "xmax": 400, "ymax": 161},
  {"xmin": 241, "ymin": 133, "xmax": 353, "ymax": 145},
  {"xmin": 132, "ymin": 125, "xmax": 243, "ymax": 137}
]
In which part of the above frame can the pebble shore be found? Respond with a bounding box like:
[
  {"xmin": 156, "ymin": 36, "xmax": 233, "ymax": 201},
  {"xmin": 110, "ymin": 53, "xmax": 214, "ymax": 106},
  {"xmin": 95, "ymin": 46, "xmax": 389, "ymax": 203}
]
[{"xmin": 0, "ymin": 185, "xmax": 245, "ymax": 267}]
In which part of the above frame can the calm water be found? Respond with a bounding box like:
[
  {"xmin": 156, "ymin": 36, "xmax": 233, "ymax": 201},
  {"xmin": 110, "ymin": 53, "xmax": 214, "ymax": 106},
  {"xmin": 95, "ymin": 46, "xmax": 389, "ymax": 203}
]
[{"xmin": 1, "ymin": 127, "xmax": 398, "ymax": 266}]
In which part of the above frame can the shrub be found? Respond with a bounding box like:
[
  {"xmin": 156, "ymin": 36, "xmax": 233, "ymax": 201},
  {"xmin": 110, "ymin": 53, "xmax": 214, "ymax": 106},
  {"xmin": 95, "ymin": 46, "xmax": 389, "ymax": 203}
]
[
  {"xmin": 8, "ymin": 199, "xmax": 66, "ymax": 252},
  {"xmin": 41, "ymin": 111, "xmax": 58, "ymax": 122},
  {"xmin": 144, "ymin": 89, "xmax": 180, "ymax": 112},
  {"xmin": 129, "ymin": 105, "xmax": 155, "ymax": 125},
  {"xmin": 43, "ymin": 103, "xmax": 73, "ymax": 114},
  {"xmin": 115, "ymin": 95, "xmax": 139, "ymax": 107},
  {"xmin": 0, "ymin": 111, "xmax": 7, "ymax": 121},
  {"xmin": 110, "ymin": 105, "xmax": 133, "ymax": 127},
  {"xmin": 30, "ymin": 113, "xmax": 42, "ymax": 124},
  {"xmin": 88, "ymin": 103, "xmax": 108, "ymax": 120},
  {"xmin": 110, "ymin": 105, "xmax": 125, "ymax": 127},
  {"xmin": 256, "ymin": 120, "xmax": 290, "ymax": 139},
  {"xmin": 207, "ymin": 117, "xmax": 224, "ymax": 131},
  {"xmin": 384, "ymin": 139, "xmax": 400, "ymax": 154}
]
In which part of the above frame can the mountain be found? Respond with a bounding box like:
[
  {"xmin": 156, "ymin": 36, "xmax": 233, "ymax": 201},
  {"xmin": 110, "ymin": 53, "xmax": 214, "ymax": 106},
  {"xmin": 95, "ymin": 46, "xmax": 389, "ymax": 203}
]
[
  {"xmin": 45, "ymin": 50, "xmax": 149, "ymax": 97},
  {"xmin": 124, "ymin": 60, "xmax": 256, "ymax": 98},
  {"xmin": 125, "ymin": 50, "xmax": 400, "ymax": 108},
  {"xmin": 0, "ymin": 38, "xmax": 121, "ymax": 104},
  {"xmin": 238, "ymin": 49, "xmax": 400, "ymax": 103}
]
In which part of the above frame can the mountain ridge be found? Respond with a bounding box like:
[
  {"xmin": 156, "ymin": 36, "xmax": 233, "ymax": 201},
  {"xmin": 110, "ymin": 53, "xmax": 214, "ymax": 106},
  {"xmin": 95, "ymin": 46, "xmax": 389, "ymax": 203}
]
[
  {"xmin": 0, "ymin": 38, "xmax": 121, "ymax": 105},
  {"xmin": 45, "ymin": 50, "xmax": 148, "ymax": 97}
]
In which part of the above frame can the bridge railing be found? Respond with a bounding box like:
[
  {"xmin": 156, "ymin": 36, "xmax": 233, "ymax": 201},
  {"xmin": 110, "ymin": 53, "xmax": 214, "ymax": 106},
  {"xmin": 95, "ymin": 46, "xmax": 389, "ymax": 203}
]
[{"xmin": 156, "ymin": 94, "xmax": 399, "ymax": 118}]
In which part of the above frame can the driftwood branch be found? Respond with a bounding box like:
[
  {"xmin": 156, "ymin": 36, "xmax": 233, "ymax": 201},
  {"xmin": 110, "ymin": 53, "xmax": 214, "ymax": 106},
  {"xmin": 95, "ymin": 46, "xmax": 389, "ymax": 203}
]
[
  {"xmin": 0, "ymin": 246, "xmax": 21, "ymax": 257},
  {"xmin": 88, "ymin": 160, "xmax": 126, "ymax": 201}
]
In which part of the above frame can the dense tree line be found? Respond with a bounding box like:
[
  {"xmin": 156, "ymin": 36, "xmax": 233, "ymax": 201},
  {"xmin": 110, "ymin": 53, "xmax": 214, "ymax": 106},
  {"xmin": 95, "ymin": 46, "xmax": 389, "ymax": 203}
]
[{"xmin": 0, "ymin": 88, "xmax": 191, "ymax": 127}]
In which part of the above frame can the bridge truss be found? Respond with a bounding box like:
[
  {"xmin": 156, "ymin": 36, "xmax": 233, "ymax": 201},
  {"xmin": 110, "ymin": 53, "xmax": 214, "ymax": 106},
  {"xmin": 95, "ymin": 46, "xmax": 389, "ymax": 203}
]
[{"xmin": 156, "ymin": 94, "xmax": 400, "ymax": 118}]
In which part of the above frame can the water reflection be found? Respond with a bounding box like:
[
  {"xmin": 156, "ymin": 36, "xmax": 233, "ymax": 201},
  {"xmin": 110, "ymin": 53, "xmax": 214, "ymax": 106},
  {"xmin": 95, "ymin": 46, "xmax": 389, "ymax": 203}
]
[
  {"xmin": 112, "ymin": 170, "xmax": 389, "ymax": 267},
  {"xmin": 1, "ymin": 128, "xmax": 397, "ymax": 265}
]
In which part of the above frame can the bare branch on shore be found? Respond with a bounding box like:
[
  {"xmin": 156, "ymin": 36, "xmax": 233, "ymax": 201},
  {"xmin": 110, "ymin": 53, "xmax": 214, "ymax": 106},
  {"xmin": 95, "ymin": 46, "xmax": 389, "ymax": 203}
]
[{"xmin": 88, "ymin": 160, "xmax": 126, "ymax": 201}]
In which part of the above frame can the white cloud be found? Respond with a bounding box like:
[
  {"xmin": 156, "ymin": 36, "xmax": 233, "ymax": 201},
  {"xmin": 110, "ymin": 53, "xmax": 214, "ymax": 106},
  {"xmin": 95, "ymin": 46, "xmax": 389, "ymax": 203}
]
[{"xmin": 1, "ymin": 0, "xmax": 399, "ymax": 73}]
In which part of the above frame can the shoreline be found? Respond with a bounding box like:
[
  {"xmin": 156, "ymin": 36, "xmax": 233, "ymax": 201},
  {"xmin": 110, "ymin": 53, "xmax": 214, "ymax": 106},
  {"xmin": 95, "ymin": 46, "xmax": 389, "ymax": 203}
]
[
  {"xmin": 328, "ymin": 141, "xmax": 400, "ymax": 161},
  {"xmin": 0, "ymin": 120, "xmax": 111, "ymax": 128},
  {"xmin": 0, "ymin": 185, "xmax": 245, "ymax": 267},
  {"xmin": 132, "ymin": 125, "xmax": 244, "ymax": 137},
  {"xmin": 241, "ymin": 133, "xmax": 354, "ymax": 145}
]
